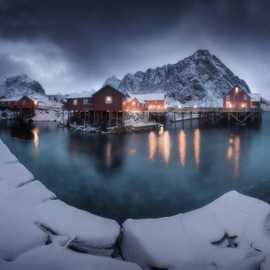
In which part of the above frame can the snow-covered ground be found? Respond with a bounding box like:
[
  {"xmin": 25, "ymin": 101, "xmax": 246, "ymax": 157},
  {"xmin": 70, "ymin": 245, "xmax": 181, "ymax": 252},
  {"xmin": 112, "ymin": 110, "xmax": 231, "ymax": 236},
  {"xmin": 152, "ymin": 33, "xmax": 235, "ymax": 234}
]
[{"xmin": 0, "ymin": 138, "xmax": 269, "ymax": 269}]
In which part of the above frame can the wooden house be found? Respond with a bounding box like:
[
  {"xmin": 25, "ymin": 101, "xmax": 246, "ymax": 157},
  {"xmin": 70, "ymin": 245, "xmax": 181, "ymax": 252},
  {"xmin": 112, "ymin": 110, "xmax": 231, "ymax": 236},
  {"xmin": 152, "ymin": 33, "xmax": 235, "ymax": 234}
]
[
  {"xmin": 91, "ymin": 85, "xmax": 126, "ymax": 126},
  {"xmin": 223, "ymin": 86, "xmax": 251, "ymax": 110},
  {"xmin": 64, "ymin": 96, "xmax": 93, "ymax": 112},
  {"xmin": 124, "ymin": 93, "xmax": 166, "ymax": 112},
  {"xmin": 123, "ymin": 97, "xmax": 144, "ymax": 112},
  {"xmin": 0, "ymin": 96, "xmax": 37, "ymax": 111}
]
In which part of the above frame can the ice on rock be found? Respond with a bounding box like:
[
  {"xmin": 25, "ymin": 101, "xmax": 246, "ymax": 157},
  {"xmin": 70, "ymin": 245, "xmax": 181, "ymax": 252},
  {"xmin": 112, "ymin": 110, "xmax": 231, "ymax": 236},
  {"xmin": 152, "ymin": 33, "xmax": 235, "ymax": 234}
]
[
  {"xmin": 122, "ymin": 191, "xmax": 270, "ymax": 269},
  {"xmin": 2, "ymin": 243, "xmax": 142, "ymax": 270}
]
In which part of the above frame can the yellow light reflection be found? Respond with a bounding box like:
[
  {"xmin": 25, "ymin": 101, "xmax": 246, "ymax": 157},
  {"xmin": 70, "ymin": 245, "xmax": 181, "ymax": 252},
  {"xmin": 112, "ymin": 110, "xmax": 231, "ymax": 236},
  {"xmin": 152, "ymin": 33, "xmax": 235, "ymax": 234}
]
[
  {"xmin": 159, "ymin": 131, "xmax": 171, "ymax": 165},
  {"xmin": 128, "ymin": 148, "xmax": 137, "ymax": 156},
  {"xmin": 194, "ymin": 128, "xmax": 201, "ymax": 167},
  {"xmin": 227, "ymin": 135, "xmax": 241, "ymax": 177},
  {"xmin": 159, "ymin": 126, "xmax": 164, "ymax": 135},
  {"xmin": 178, "ymin": 129, "xmax": 186, "ymax": 167},
  {"xmin": 32, "ymin": 127, "xmax": 40, "ymax": 155},
  {"xmin": 148, "ymin": 132, "xmax": 157, "ymax": 160}
]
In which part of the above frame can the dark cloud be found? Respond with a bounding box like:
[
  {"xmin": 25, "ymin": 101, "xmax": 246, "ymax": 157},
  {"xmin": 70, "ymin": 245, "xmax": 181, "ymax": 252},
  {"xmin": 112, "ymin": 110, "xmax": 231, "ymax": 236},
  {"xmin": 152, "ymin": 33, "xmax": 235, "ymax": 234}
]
[{"xmin": 0, "ymin": 0, "xmax": 269, "ymax": 96}]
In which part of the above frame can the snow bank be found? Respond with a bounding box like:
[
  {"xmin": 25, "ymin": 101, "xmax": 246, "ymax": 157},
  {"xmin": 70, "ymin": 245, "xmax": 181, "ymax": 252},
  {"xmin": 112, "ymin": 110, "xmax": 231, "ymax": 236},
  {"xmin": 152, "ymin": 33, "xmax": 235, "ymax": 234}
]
[
  {"xmin": 34, "ymin": 199, "xmax": 120, "ymax": 255},
  {"xmin": 122, "ymin": 191, "xmax": 270, "ymax": 270},
  {"xmin": 1, "ymin": 243, "xmax": 141, "ymax": 270}
]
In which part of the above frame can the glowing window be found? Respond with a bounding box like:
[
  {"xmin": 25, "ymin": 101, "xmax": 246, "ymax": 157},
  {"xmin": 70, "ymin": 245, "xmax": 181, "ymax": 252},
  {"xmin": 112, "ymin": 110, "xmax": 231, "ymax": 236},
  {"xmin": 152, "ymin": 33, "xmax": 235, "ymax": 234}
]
[
  {"xmin": 73, "ymin": 99, "xmax": 78, "ymax": 106},
  {"xmin": 235, "ymin": 87, "xmax": 239, "ymax": 94},
  {"xmin": 105, "ymin": 96, "xmax": 112, "ymax": 104}
]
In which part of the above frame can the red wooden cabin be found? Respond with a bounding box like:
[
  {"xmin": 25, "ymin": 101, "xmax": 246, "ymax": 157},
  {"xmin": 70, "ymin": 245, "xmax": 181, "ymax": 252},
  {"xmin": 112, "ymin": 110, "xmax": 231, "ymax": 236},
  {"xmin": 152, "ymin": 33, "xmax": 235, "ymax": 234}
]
[
  {"xmin": 123, "ymin": 97, "xmax": 144, "ymax": 112},
  {"xmin": 91, "ymin": 85, "xmax": 127, "ymax": 126},
  {"xmin": 11, "ymin": 96, "xmax": 38, "ymax": 110},
  {"xmin": 64, "ymin": 96, "xmax": 92, "ymax": 112},
  {"xmin": 223, "ymin": 86, "xmax": 251, "ymax": 110}
]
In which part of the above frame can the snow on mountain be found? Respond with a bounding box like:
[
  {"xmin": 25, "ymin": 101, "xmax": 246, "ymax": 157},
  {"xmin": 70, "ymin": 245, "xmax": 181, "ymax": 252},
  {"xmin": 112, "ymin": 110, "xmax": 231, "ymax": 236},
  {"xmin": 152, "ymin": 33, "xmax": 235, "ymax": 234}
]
[
  {"xmin": 104, "ymin": 50, "xmax": 251, "ymax": 106},
  {"xmin": 0, "ymin": 74, "xmax": 46, "ymax": 98}
]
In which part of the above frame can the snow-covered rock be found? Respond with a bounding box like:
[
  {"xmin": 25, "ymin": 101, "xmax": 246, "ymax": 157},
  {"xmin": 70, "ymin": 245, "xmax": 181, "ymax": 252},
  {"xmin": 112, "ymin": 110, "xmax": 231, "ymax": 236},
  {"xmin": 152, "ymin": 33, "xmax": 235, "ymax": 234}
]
[
  {"xmin": 1, "ymin": 243, "xmax": 141, "ymax": 270},
  {"xmin": 122, "ymin": 191, "xmax": 270, "ymax": 270},
  {"xmin": 0, "ymin": 74, "xmax": 45, "ymax": 98},
  {"xmin": 34, "ymin": 199, "xmax": 120, "ymax": 255},
  {"xmin": 105, "ymin": 50, "xmax": 251, "ymax": 105}
]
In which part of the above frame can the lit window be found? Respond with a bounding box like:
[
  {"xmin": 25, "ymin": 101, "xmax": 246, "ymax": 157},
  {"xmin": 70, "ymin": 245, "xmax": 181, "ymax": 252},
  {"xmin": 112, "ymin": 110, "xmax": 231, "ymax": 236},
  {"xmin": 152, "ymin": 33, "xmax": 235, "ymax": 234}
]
[
  {"xmin": 73, "ymin": 99, "xmax": 78, "ymax": 106},
  {"xmin": 105, "ymin": 96, "xmax": 112, "ymax": 104},
  {"xmin": 235, "ymin": 87, "xmax": 239, "ymax": 94}
]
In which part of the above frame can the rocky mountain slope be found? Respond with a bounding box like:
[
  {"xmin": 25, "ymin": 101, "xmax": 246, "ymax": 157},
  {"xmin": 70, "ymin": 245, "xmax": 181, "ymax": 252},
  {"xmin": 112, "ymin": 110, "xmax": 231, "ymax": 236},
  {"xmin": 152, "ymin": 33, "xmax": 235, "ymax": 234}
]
[
  {"xmin": 104, "ymin": 50, "xmax": 250, "ymax": 105},
  {"xmin": 0, "ymin": 74, "xmax": 46, "ymax": 98}
]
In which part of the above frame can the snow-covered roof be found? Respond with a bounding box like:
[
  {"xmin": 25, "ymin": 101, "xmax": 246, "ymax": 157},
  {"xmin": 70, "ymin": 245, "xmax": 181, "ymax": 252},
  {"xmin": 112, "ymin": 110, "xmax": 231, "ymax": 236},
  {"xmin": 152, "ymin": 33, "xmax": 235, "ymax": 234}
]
[
  {"xmin": 128, "ymin": 93, "xmax": 165, "ymax": 103},
  {"xmin": 67, "ymin": 91, "xmax": 94, "ymax": 99},
  {"xmin": 249, "ymin": 93, "xmax": 262, "ymax": 102},
  {"xmin": 0, "ymin": 96, "xmax": 22, "ymax": 102}
]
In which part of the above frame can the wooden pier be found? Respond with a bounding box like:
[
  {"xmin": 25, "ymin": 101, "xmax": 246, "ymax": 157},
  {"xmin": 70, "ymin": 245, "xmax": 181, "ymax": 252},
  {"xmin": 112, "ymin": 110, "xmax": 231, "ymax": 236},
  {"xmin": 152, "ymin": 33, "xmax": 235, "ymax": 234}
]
[{"xmin": 169, "ymin": 108, "xmax": 262, "ymax": 126}]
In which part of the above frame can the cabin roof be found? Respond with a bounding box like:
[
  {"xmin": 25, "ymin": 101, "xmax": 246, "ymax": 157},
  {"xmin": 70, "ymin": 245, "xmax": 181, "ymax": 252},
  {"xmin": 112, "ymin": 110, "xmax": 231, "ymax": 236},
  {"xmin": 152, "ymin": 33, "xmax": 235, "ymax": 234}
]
[
  {"xmin": 66, "ymin": 91, "xmax": 94, "ymax": 99},
  {"xmin": 92, "ymin": 85, "xmax": 126, "ymax": 97},
  {"xmin": 127, "ymin": 93, "xmax": 165, "ymax": 103}
]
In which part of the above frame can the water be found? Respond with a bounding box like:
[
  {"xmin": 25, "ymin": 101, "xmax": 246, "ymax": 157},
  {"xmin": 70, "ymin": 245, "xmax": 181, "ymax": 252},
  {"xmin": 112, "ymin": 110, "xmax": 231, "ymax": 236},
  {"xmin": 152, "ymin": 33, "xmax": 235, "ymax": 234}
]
[{"xmin": 1, "ymin": 114, "xmax": 270, "ymax": 222}]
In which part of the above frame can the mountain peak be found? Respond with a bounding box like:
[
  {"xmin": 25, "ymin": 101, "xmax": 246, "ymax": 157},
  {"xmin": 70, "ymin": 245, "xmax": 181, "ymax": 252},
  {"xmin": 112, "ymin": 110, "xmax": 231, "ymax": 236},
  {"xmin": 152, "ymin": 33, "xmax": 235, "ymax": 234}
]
[
  {"xmin": 104, "ymin": 50, "xmax": 250, "ymax": 105},
  {"xmin": 0, "ymin": 74, "xmax": 46, "ymax": 98}
]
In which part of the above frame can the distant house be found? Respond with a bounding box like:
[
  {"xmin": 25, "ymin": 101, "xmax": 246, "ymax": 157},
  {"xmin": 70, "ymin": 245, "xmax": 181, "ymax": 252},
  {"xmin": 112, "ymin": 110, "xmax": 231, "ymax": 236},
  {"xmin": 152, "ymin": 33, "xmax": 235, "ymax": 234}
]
[
  {"xmin": 0, "ymin": 96, "xmax": 38, "ymax": 111},
  {"xmin": 123, "ymin": 97, "xmax": 144, "ymax": 112},
  {"xmin": 223, "ymin": 86, "xmax": 251, "ymax": 109},
  {"xmin": 124, "ymin": 93, "xmax": 167, "ymax": 112}
]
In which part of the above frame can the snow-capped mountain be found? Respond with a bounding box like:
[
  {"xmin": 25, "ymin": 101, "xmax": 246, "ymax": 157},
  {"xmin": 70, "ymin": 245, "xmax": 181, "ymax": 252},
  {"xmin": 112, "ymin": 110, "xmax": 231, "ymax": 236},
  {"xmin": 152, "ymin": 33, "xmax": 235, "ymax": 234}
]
[
  {"xmin": 0, "ymin": 74, "xmax": 46, "ymax": 98},
  {"xmin": 104, "ymin": 50, "xmax": 250, "ymax": 106}
]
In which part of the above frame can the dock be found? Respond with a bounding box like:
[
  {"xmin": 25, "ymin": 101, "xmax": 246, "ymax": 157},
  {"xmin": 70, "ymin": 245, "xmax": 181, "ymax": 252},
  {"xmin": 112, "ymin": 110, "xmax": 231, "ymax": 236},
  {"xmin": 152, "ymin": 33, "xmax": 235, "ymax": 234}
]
[{"xmin": 169, "ymin": 108, "xmax": 262, "ymax": 125}]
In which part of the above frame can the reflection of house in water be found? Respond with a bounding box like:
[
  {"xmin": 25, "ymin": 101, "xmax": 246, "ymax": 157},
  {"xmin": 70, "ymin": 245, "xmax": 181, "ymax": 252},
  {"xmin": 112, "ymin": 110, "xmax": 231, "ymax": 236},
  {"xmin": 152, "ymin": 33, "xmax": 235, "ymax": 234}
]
[
  {"xmin": 178, "ymin": 129, "xmax": 186, "ymax": 167},
  {"xmin": 193, "ymin": 129, "xmax": 201, "ymax": 167},
  {"xmin": 227, "ymin": 135, "xmax": 241, "ymax": 177},
  {"xmin": 68, "ymin": 134, "xmax": 126, "ymax": 176},
  {"xmin": 148, "ymin": 129, "xmax": 171, "ymax": 164}
]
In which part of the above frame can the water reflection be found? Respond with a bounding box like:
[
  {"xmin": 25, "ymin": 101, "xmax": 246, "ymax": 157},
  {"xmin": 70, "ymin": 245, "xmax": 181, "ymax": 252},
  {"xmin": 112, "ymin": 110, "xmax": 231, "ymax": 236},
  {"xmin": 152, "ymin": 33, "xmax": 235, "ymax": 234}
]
[
  {"xmin": 32, "ymin": 127, "xmax": 40, "ymax": 155},
  {"xmin": 68, "ymin": 134, "xmax": 126, "ymax": 176},
  {"xmin": 194, "ymin": 128, "xmax": 201, "ymax": 167},
  {"xmin": 178, "ymin": 129, "xmax": 186, "ymax": 167},
  {"xmin": 158, "ymin": 131, "xmax": 171, "ymax": 165},
  {"xmin": 227, "ymin": 135, "xmax": 241, "ymax": 177},
  {"xmin": 148, "ymin": 131, "xmax": 158, "ymax": 160},
  {"xmin": 105, "ymin": 142, "xmax": 112, "ymax": 167}
]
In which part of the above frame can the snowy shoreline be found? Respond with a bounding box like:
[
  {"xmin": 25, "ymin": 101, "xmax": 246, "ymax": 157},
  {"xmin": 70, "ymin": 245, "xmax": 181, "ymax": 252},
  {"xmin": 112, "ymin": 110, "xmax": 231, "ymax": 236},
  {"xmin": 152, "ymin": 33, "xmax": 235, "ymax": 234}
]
[{"xmin": 0, "ymin": 139, "xmax": 270, "ymax": 269}]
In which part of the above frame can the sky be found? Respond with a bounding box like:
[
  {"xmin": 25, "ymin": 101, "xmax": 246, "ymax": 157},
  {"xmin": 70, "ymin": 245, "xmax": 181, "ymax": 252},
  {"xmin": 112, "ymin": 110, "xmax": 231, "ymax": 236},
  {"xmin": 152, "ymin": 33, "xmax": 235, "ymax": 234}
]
[{"xmin": 0, "ymin": 0, "xmax": 269, "ymax": 97}]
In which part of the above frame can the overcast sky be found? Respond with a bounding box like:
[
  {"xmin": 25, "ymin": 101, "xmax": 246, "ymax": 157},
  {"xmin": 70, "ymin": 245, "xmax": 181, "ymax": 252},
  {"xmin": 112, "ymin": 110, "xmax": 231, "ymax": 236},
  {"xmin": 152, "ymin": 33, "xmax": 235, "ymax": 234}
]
[{"xmin": 0, "ymin": 0, "xmax": 269, "ymax": 97}]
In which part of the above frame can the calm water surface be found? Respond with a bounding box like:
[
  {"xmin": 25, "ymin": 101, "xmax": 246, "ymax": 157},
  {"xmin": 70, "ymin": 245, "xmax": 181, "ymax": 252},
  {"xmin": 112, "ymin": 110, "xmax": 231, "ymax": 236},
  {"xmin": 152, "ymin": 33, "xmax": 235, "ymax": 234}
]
[{"xmin": 1, "ymin": 114, "xmax": 270, "ymax": 222}]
